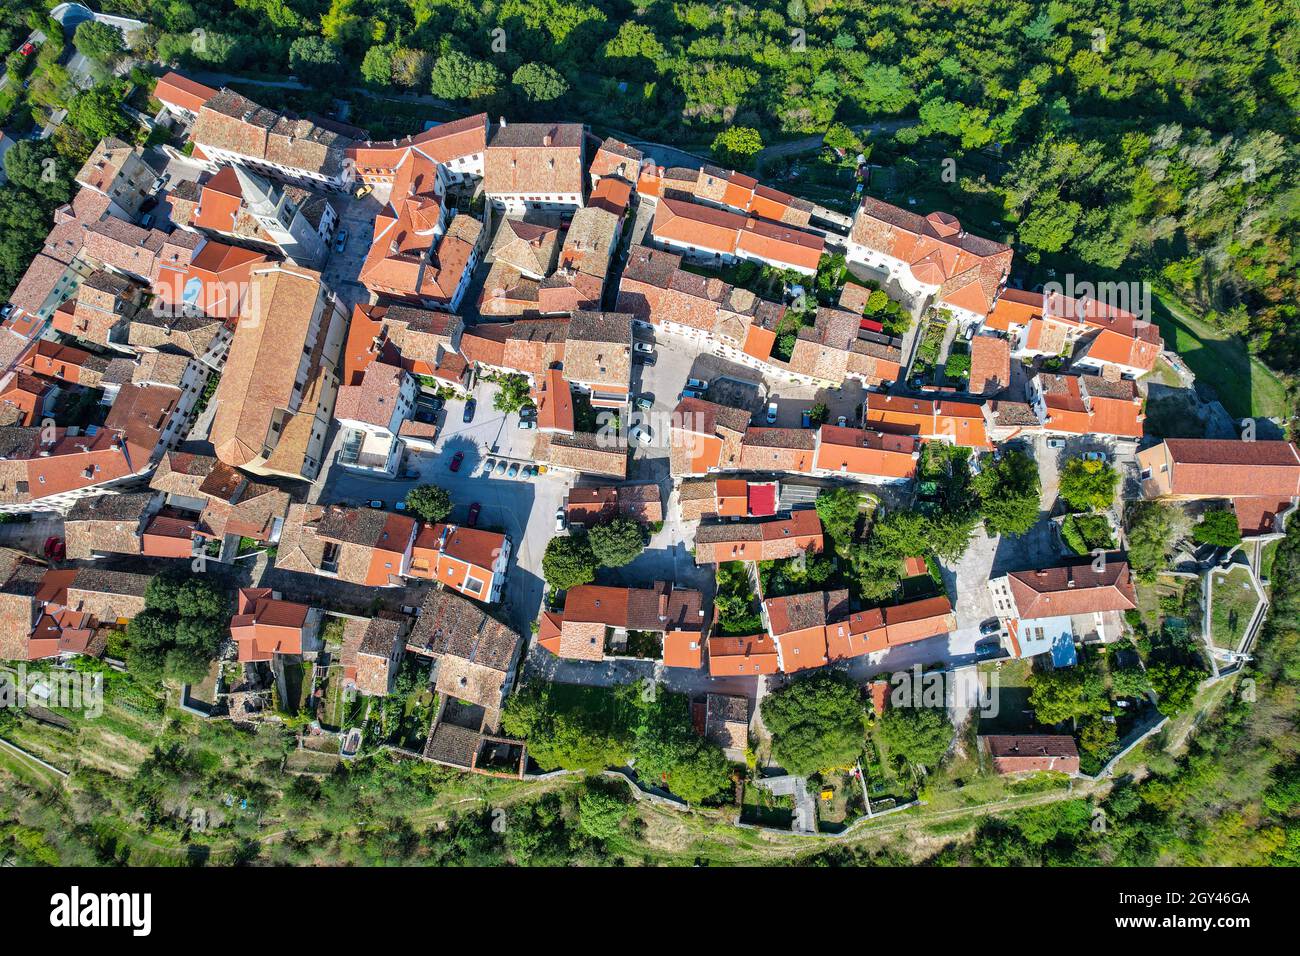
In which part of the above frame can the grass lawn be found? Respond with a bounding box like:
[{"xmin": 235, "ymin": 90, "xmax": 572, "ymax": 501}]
[
  {"xmin": 740, "ymin": 784, "xmax": 794, "ymax": 829},
  {"xmin": 976, "ymin": 658, "xmax": 1037, "ymax": 735},
  {"xmin": 1210, "ymin": 565, "xmax": 1260, "ymax": 648},
  {"xmin": 319, "ymin": 665, "xmax": 347, "ymax": 730},
  {"xmin": 1260, "ymin": 539, "xmax": 1280, "ymax": 583},
  {"xmin": 1152, "ymin": 292, "xmax": 1290, "ymax": 420}
]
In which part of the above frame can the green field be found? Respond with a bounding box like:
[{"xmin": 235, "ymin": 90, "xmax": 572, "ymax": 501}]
[
  {"xmin": 1210, "ymin": 565, "xmax": 1260, "ymax": 649},
  {"xmin": 1152, "ymin": 293, "xmax": 1290, "ymax": 420}
]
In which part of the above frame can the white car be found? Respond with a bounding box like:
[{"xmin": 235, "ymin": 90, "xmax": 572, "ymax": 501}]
[
  {"xmin": 766, "ymin": 402, "xmax": 778, "ymax": 424},
  {"xmin": 630, "ymin": 424, "xmax": 654, "ymax": 445},
  {"xmin": 634, "ymin": 341, "xmax": 654, "ymax": 354},
  {"xmin": 554, "ymin": 507, "xmax": 566, "ymax": 533},
  {"xmin": 836, "ymin": 415, "xmax": 848, "ymax": 427}
]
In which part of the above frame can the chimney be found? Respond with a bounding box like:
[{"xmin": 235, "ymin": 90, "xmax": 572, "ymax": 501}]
[
  {"xmin": 658, "ymin": 590, "xmax": 668, "ymax": 621},
  {"xmin": 543, "ymin": 132, "xmax": 552, "ymax": 147}
]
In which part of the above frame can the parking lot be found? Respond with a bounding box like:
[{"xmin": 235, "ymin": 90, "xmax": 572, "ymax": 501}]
[
  {"xmin": 631, "ymin": 327, "xmax": 871, "ymax": 437},
  {"xmin": 321, "ymin": 188, "xmax": 389, "ymax": 312},
  {"xmin": 313, "ymin": 379, "xmax": 565, "ymax": 633}
]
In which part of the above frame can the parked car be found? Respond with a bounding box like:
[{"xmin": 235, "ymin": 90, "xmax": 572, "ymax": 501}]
[
  {"xmin": 353, "ymin": 182, "xmax": 373, "ymax": 199},
  {"xmin": 19, "ymin": 41, "xmax": 35, "ymax": 56},
  {"xmin": 518, "ymin": 419, "xmax": 537, "ymax": 430},
  {"xmin": 686, "ymin": 377, "xmax": 709, "ymax": 391},
  {"xmin": 979, "ymin": 618, "xmax": 1003, "ymax": 636},
  {"xmin": 462, "ymin": 398, "xmax": 476, "ymax": 423},
  {"xmin": 634, "ymin": 341, "xmax": 654, "ymax": 355},
  {"xmin": 467, "ymin": 502, "xmax": 481, "ymax": 526},
  {"xmin": 494, "ymin": 461, "xmax": 507, "ymax": 476},
  {"xmin": 333, "ymin": 228, "xmax": 349, "ymax": 253},
  {"xmin": 506, "ymin": 463, "xmax": 520, "ymax": 477},
  {"xmin": 43, "ymin": 536, "xmax": 64, "ymax": 561},
  {"xmin": 1081, "ymin": 450, "xmax": 1109, "ymax": 463},
  {"xmin": 1046, "ymin": 437, "xmax": 1066, "ymax": 449},
  {"xmin": 482, "ymin": 458, "xmax": 497, "ymax": 475},
  {"xmin": 801, "ymin": 410, "xmax": 812, "ymax": 428},
  {"xmin": 836, "ymin": 415, "xmax": 848, "ymax": 427},
  {"xmin": 0, "ymin": 303, "xmax": 13, "ymax": 319},
  {"xmin": 367, "ymin": 499, "xmax": 384, "ymax": 509},
  {"xmin": 766, "ymin": 402, "xmax": 778, "ymax": 425},
  {"xmin": 394, "ymin": 501, "xmax": 407, "ymax": 512},
  {"xmin": 629, "ymin": 424, "xmax": 653, "ymax": 445},
  {"xmin": 681, "ymin": 387, "xmax": 703, "ymax": 399},
  {"xmin": 634, "ymin": 394, "xmax": 653, "ymax": 412},
  {"xmin": 554, "ymin": 507, "xmax": 567, "ymax": 533},
  {"xmin": 522, "ymin": 465, "xmax": 537, "ymax": 478},
  {"xmin": 449, "ymin": 451, "xmax": 464, "ymax": 471},
  {"xmin": 636, "ymin": 352, "xmax": 656, "ymax": 366}
]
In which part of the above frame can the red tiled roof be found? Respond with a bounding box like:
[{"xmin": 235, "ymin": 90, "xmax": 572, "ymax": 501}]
[
  {"xmin": 154, "ymin": 72, "xmax": 218, "ymax": 113},
  {"xmin": 1007, "ymin": 559, "xmax": 1137, "ymax": 619}
]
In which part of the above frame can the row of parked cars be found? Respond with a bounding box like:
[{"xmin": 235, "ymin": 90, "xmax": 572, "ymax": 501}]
[{"xmin": 480, "ymin": 457, "xmax": 546, "ymax": 480}]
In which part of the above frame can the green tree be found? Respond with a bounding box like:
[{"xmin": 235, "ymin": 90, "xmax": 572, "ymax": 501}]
[
  {"xmin": 66, "ymin": 83, "xmax": 130, "ymax": 142},
  {"xmin": 1027, "ymin": 666, "xmax": 1110, "ymax": 725},
  {"xmin": 576, "ymin": 782, "xmax": 630, "ymax": 839},
  {"xmin": 360, "ymin": 43, "xmax": 395, "ymax": 86},
  {"xmin": 761, "ymin": 672, "xmax": 867, "ymax": 775},
  {"xmin": 1193, "ymin": 508, "xmax": 1243, "ymax": 548},
  {"xmin": 430, "ymin": 50, "xmax": 503, "ymax": 101},
  {"xmin": 1126, "ymin": 501, "xmax": 1178, "ymax": 581},
  {"xmin": 1017, "ymin": 197, "xmax": 1082, "ymax": 253},
  {"xmin": 127, "ymin": 575, "xmax": 229, "ymax": 684},
  {"xmin": 1146, "ymin": 661, "xmax": 1205, "ymax": 716},
  {"xmin": 972, "ymin": 449, "xmax": 1041, "ymax": 536},
  {"xmin": 603, "ymin": 21, "xmax": 665, "ymax": 63},
  {"xmin": 492, "ymin": 373, "xmax": 533, "ymax": 415},
  {"xmin": 73, "ymin": 21, "xmax": 125, "ymax": 68},
  {"xmin": 2, "ymin": 140, "xmax": 70, "ymax": 203},
  {"xmin": 404, "ymin": 485, "xmax": 451, "ymax": 523},
  {"xmin": 878, "ymin": 706, "xmax": 954, "ymax": 779},
  {"xmin": 587, "ymin": 517, "xmax": 646, "ymax": 568},
  {"xmin": 288, "ymin": 36, "xmax": 346, "ymax": 85},
  {"xmin": 632, "ymin": 692, "xmax": 730, "ymax": 803},
  {"xmin": 512, "ymin": 62, "xmax": 568, "ymax": 103},
  {"xmin": 1059, "ymin": 457, "xmax": 1120, "ymax": 512},
  {"xmin": 542, "ymin": 535, "xmax": 596, "ymax": 591},
  {"xmin": 501, "ymin": 686, "xmax": 631, "ymax": 773},
  {"xmin": 814, "ymin": 487, "xmax": 864, "ymax": 555},
  {"xmin": 710, "ymin": 126, "xmax": 763, "ymax": 170}
]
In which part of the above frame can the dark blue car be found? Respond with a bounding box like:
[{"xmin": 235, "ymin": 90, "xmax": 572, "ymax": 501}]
[{"xmin": 462, "ymin": 398, "xmax": 476, "ymax": 423}]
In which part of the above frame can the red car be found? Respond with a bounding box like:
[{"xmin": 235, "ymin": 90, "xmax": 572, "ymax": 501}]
[
  {"xmin": 467, "ymin": 502, "xmax": 481, "ymax": 527},
  {"xmin": 43, "ymin": 536, "xmax": 64, "ymax": 561},
  {"xmin": 19, "ymin": 41, "xmax": 35, "ymax": 56},
  {"xmin": 449, "ymin": 451, "xmax": 464, "ymax": 472}
]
